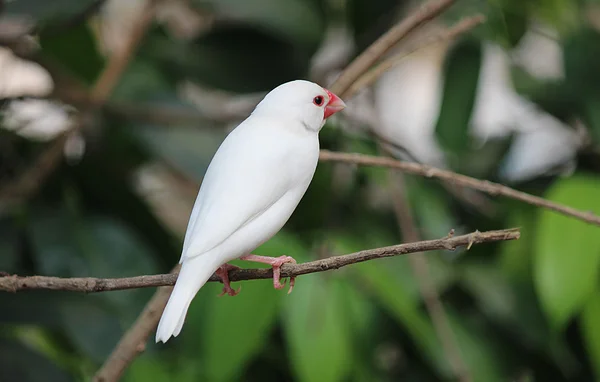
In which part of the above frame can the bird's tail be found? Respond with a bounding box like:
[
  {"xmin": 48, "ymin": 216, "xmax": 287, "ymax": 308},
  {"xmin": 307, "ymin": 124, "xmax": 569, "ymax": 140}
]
[{"xmin": 155, "ymin": 255, "xmax": 219, "ymax": 343}]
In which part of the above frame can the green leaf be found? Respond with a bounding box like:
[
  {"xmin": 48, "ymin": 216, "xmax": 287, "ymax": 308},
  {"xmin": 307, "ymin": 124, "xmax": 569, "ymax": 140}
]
[
  {"xmin": 283, "ymin": 275, "xmax": 353, "ymax": 382},
  {"xmin": 339, "ymin": 224, "xmax": 498, "ymax": 379},
  {"xmin": 28, "ymin": 206, "xmax": 159, "ymax": 360},
  {"xmin": 0, "ymin": 291, "xmax": 64, "ymax": 327},
  {"xmin": 435, "ymin": 40, "xmax": 482, "ymax": 157},
  {"xmin": 11, "ymin": 326, "xmax": 85, "ymax": 378},
  {"xmin": 289, "ymin": 160, "xmax": 334, "ymax": 231},
  {"xmin": 408, "ymin": 177, "xmax": 457, "ymax": 240},
  {"xmin": 581, "ymin": 291, "xmax": 600, "ymax": 379},
  {"xmin": 111, "ymin": 60, "xmax": 174, "ymax": 102},
  {"xmin": 533, "ymin": 0, "xmax": 579, "ymax": 32},
  {"xmin": 482, "ymin": 0, "xmax": 528, "ymax": 48},
  {"xmin": 511, "ymin": 73, "xmax": 575, "ymax": 124},
  {"xmin": 0, "ymin": 217, "xmax": 20, "ymax": 272},
  {"xmin": 81, "ymin": 216, "xmax": 159, "ymax": 323},
  {"xmin": 444, "ymin": 311, "xmax": 507, "ymax": 382},
  {"xmin": 336, "ymin": 280, "xmax": 381, "ymax": 379},
  {"xmin": 39, "ymin": 22, "xmax": 105, "ymax": 84},
  {"xmin": 68, "ymin": 137, "xmax": 179, "ymax": 265},
  {"xmin": 28, "ymin": 207, "xmax": 84, "ymax": 277},
  {"xmin": 197, "ymin": 279, "xmax": 281, "ymax": 381},
  {"xmin": 584, "ymin": 96, "xmax": 600, "ymax": 144},
  {"xmin": 182, "ymin": 231, "xmax": 307, "ymax": 381},
  {"xmin": 339, "ymin": 280, "xmax": 375, "ymax": 341},
  {"xmin": 461, "ymin": 261, "xmax": 580, "ymax": 375},
  {"xmin": 29, "ymin": 207, "xmax": 158, "ymax": 291},
  {"xmin": 151, "ymin": 26, "xmax": 311, "ymax": 93},
  {"xmin": 0, "ymin": 339, "xmax": 71, "ymax": 382},
  {"xmin": 356, "ymin": 260, "xmax": 449, "ymax": 377},
  {"xmin": 556, "ymin": 27, "xmax": 600, "ymax": 141},
  {"xmin": 124, "ymin": 354, "xmax": 199, "ymax": 382},
  {"xmin": 462, "ymin": 263, "xmax": 520, "ymax": 326},
  {"xmin": 499, "ymin": 201, "xmax": 537, "ymax": 282},
  {"xmin": 194, "ymin": 0, "xmax": 325, "ymax": 46},
  {"xmin": 348, "ymin": 0, "xmax": 398, "ymax": 46},
  {"xmin": 534, "ymin": 174, "xmax": 600, "ymax": 329},
  {"xmin": 124, "ymin": 355, "xmax": 174, "ymax": 382},
  {"xmin": 59, "ymin": 296, "xmax": 123, "ymax": 364},
  {"xmin": 564, "ymin": 27, "xmax": 600, "ymax": 101}
]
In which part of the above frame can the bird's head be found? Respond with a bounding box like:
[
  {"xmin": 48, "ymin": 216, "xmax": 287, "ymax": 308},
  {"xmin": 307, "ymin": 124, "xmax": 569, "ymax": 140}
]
[{"xmin": 253, "ymin": 80, "xmax": 346, "ymax": 132}]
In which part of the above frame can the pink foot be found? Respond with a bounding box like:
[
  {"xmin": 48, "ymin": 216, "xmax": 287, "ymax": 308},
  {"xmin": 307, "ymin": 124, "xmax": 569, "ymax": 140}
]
[
  {"xmin": 240, "ymin": 254, "xmax": 297, "ymax": 294},
  {"xmin": 215, "ymin": 263, "xmax": 241, "ymax": 296}
]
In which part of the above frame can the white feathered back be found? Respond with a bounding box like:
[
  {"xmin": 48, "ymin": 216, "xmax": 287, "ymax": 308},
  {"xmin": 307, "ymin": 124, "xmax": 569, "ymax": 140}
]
[{"xmin": 156, "ymin": 80, "xmax": 331, "ymax": 343}]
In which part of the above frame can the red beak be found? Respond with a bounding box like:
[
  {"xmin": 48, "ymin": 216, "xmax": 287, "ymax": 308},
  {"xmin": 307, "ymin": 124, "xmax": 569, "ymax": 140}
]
[{"xmin": 323, "ymin": 89, "xmax": 346, "ymax": 119}]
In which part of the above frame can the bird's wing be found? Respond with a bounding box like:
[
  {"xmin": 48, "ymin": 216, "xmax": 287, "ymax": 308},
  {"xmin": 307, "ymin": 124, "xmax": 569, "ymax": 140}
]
[{"xmin": 179, "ymin": 121, "xmax": 298, "ymax": 261}]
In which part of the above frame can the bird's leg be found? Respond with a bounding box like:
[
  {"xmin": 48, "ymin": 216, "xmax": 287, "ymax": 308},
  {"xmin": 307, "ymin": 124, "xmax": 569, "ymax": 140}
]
[
  {"xmin": 215, "ymin": 263, "xmax": 242, "ymax": 297},
  {"xmin": 239, "ymin": 254, "xmax": 296, "ymax": 294}
]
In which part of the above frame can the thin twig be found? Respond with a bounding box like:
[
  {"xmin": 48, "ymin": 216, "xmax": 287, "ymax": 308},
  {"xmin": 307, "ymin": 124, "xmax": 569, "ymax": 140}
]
[
  {"xmin": 388, "ymin": 170, "xmax": 471, "ymax": 382},
  {"xmin": 346, "ymin": 14, "xmax": 486, "ymax": 99},
  {"xmin": 345, "ymin": 14, "xmax": 493, "ymax": 218},
  {"xmin": 343, "ymin": 13, "xmax": 492, "ymax": 216},
  {"xmin": 0, "ymin": 228, "xmax": 519, "ymax": 293},
  {"xmin": 319, "ymin": 150, "xmax": 600, "ymax": 226},
  {"xmin": 331, "ymin": 0, "xmax": 457, "ymax": 97}
]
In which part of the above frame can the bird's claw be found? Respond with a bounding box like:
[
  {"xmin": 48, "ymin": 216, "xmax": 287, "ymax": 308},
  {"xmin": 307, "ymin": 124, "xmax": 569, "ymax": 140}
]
[
  {"xmin": 218, "ymin": 285, "xmax": 241, "ymax": 297},
  {"xmin": 270, "ymin": 255, "xmax": 296, "ymax": 294},
  {"xmin": 240, "ymin": 254, "xmax": 296, "ymax": 294},
  {"xmin": 215, "ymin": 263, "xmax": 241, "ymax": 297}
]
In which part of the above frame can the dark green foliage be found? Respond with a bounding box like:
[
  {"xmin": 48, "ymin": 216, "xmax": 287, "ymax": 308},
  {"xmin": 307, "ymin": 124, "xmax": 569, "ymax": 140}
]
[
  {"xmin": 435, "ymin": 39, "xmax": 482, "ymax": 158},
  {"xmin": 2, "ymin": 0, "xmax": 600, "ymax": 381}
]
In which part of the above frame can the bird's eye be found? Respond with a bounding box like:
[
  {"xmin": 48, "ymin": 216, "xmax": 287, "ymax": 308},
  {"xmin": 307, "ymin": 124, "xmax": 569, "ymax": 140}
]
[{"xmin": 313, "ymin": 96, "xmax": 324, "ymax": 106}]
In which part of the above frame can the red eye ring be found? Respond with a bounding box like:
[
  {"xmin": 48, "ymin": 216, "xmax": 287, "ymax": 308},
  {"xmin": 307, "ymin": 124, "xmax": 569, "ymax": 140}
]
[{"xmin": 313, "ymin": 95, "xmax": 324, "ymax": 106}]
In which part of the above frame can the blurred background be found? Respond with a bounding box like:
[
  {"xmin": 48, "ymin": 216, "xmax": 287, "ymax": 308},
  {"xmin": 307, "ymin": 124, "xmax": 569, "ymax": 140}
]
[{"xmin": 1, "ymin": 0, "xmax": 600, "ymax": 381}]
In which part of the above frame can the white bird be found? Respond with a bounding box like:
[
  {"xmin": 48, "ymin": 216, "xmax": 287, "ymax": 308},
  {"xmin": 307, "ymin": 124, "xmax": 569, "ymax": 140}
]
[{"xmin": 155, "ymin": 80, "xmax": 346, "ymax": 343}]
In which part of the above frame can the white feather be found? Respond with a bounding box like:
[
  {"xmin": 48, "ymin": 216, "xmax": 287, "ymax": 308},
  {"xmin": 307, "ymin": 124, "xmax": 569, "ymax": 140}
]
[
  {"xmin": 180, "ymin": 120, "xmax": 316, "ymax": 262},
  {"xmin": 155, "ymin": 80, "xmax": 339, "ymax": 343}
]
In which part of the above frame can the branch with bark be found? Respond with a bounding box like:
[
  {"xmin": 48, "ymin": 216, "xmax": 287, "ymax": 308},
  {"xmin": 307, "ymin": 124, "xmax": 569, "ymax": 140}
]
[
  {"xmin": 331, "ymin": 0, "xmax": 458, "ymax": 97},
  {"xmin": 345, "ymin": 14, "xmax": 486, "ymax": 99},
  {"xmin": 319, "ymin": 150, "xmax": 600, "ymax": 226},
  {"xmin": 0, "ymin": 228, "xmax": 519, "ymax": 293}
]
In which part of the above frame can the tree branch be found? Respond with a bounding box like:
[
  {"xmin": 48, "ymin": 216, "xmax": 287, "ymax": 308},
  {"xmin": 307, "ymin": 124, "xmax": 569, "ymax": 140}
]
[
  {"xmin": 0, "ymin": 229, "xmax": 519, "ymax": 293},
  {"xmin": 92, "ymin": 146, "xmax": 597, "ymax": 381},
  {"xmin": 319, "ymin": 150, "xmax": 600, "ymax": 226},
  {"xmin": 331, "ymin": 0, "xmax": 457, "ymax": 97},
  {"xmin": 345, "ymin": 14, "xmax": 486, "ymax": 99}
]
